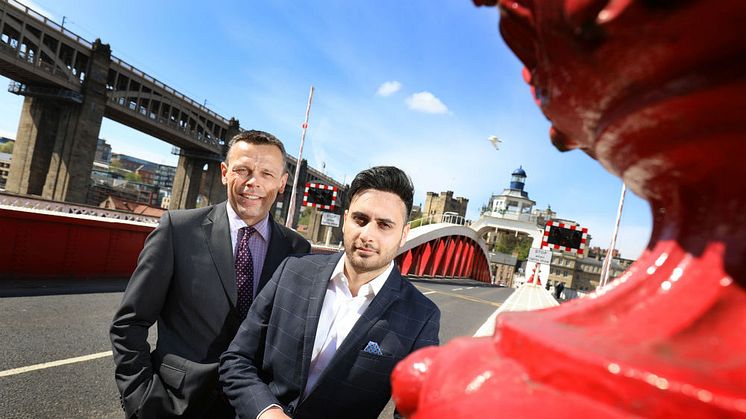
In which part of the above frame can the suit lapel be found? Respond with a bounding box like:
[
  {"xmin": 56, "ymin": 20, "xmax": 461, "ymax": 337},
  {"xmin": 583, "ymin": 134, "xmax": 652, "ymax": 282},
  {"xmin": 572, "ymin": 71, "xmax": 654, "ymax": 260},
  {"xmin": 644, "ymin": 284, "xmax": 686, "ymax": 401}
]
[
  {"xmin": 299, "ymin": 253, "xmax": 343, "ymax": 395},
  {"xmin": 257, "ymin": 216, "xmax": 290, "ymax": 291},
  {"xmin": 309, "ymin": 266, "xmax": 403, "ymax": 393},
  {"xmin": 331, "ymin": 268, "xmax": 402, "ymax": 359},
  {"xmin": 203, "ymin": 202, "xmax": 238, "ymax": 307}
]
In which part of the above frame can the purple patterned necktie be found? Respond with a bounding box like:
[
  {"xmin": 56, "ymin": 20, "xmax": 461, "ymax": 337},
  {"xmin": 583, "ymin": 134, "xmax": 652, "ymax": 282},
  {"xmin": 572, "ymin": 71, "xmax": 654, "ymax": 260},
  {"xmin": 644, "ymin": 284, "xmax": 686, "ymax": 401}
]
[{"xmin": 235, "ymin": 226, "xmax": 256, "ymax": 319}]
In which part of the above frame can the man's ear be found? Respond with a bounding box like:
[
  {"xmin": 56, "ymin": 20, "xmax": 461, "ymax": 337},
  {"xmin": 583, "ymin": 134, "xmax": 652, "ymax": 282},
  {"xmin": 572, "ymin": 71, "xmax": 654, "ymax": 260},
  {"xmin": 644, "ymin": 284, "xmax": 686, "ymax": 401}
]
[
  {"xmin": 278, "ymin": 172, "xmax": 289, "ymax": 193},
  {"xmin": 221, "ymin": 162, "xmax": 228, "ymax": 185},
  {"xmin": 342, "ymin": 209, "xmax": 349, "ymax": 234},
  {"xmin": 399, "ymin": 223, "xmax": 410, "ymax": 248}
]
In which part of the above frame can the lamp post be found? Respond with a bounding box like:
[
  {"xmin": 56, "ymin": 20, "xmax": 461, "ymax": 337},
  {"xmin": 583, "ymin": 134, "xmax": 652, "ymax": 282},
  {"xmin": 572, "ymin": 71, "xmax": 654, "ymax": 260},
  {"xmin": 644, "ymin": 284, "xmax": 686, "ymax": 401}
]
[
  {"xmin": 599, "ymin": 182, "xmax": 627, "ymax": 288},
  {"xmin": 285, "ymin": 85, "xmax": 315, "ymax": 229}
]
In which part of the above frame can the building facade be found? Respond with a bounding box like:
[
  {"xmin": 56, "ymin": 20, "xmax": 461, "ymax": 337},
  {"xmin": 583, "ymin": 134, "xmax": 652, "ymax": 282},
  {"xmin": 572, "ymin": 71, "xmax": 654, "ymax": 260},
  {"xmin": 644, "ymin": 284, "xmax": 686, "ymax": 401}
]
[
  {"xmin": 154, "ymin": 164, "xmax": 177, "ymax": 189},
  {"xmin": 490, "ymin": 252, "xmax": 518, "ymax": 287},
  {"xmin": 547, "ymin": 252, "xmax": 628, "ymax": 292},
  {"xmin": 94, "ymin": 139, "xmax": 112, "ymax": 164},
  {"xmin": 423, "ymin": 190, "xmax": 469, "ymax": 219},
  {"xmin": 0, "ymin": 152, "xmax": 11, "ymax": 190}
]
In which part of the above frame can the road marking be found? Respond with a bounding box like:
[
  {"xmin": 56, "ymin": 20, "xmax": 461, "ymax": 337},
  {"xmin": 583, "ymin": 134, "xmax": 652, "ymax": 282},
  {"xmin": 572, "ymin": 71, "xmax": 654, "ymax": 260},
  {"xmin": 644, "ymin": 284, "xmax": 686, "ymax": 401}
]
[
  {"xmin": 0, "ymin": 351, "xmax": 113, "ymax": 378},
  {"xmin": 451, "ymin": 287, "xmax": 463, "ymax": 291},
  {"xmin": 465, "ymin": 287, "xmax": 474, "ymax": 290},
  {"xmin": 422, "ymin": 291, "xmax": 437, "ymax": 295},
  {"xmin": 417, "ymin": 286, "xmax": 502, "ymax": 307}
]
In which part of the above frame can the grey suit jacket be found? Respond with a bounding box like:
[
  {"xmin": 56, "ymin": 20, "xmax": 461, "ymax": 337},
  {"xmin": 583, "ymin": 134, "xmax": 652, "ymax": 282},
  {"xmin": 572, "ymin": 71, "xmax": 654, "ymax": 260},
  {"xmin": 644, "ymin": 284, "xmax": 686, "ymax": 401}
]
[
  {"xmin": 110, "ymin": 202, "xmax": 311, "ymax": 419},
  {"xmin": 219, "ymin": 252, "xmax": 441, "ymax": 419}
]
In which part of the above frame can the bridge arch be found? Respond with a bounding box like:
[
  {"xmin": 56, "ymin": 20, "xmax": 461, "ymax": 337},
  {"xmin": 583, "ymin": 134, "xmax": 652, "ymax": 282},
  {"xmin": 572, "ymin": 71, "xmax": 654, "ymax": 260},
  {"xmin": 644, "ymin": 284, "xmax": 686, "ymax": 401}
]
[{"xmin": 395, "ymin": 223, "xmax": 493, "ymax": 284}]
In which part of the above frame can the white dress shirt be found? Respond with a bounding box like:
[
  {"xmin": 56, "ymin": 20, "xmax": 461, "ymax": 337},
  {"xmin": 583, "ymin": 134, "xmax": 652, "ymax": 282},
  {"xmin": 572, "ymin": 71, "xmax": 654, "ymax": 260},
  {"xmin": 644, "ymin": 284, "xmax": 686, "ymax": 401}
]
[{"xmin": 303, "ymin": 255, "xmax": 393, "ymax": 395}]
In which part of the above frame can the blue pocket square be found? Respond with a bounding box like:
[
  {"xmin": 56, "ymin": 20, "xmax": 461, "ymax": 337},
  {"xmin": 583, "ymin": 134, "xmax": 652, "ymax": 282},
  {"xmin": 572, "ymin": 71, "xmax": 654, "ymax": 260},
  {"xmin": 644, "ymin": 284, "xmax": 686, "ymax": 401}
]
[{"xmin": 363, "ymin": 341, "xmax": 383, "ymax": 356}]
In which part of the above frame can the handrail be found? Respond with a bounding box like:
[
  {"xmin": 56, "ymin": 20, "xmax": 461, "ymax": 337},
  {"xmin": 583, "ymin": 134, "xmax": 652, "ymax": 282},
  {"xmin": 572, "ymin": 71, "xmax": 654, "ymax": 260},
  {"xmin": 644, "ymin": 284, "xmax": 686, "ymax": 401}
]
[
  {"xmin": 0, "ymin": 192, "xmax": 161, "ymax": 225},
  {"xmin": 409, "ymin": 213, "xmax": 470, "ymax": 229}
]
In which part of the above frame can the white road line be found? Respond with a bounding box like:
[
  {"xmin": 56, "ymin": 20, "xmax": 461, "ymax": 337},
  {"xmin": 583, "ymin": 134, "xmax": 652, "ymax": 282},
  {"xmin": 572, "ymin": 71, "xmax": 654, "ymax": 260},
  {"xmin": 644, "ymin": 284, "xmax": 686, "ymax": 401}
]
[
  {"xmin": 422, "ymin": 291, "xmax": 436, "ymax": 295},
  {"xmin": 0, "ymin": 351, "xmax": 113, "ymax": 378},
  {"xmin": 465, "ymin": 287, "xmax": 474, "ymax": 290},
  {"xmin": 451, "ymin": 287, "xmax": 463, "ymax": 291}
]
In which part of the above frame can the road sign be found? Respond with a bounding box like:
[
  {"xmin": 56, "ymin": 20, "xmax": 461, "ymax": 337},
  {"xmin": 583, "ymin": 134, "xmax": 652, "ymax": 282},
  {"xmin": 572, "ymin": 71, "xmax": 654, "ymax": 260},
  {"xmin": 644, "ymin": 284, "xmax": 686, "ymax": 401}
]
[
  {"xmin": 321, "ymin": 212, "xmax": 341, "ymax": 227},
  {"xmin": 541, "ymin": 220, "xmax": 588, "ymax": 255},
  {"xmin": 528, "ymin": 247, "xmax": 552, "ymax": 264},
  {"xmin": 303, "ymin": 182, "xmax": 338, "ymax": 211}
]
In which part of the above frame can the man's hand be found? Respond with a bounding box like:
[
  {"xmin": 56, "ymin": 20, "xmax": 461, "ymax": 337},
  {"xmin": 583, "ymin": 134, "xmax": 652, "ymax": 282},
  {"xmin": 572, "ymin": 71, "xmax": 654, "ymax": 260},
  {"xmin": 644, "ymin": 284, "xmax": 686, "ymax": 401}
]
[{"xmin": 258, "ymin": 406, "xmax": 290, "ymax": 419}]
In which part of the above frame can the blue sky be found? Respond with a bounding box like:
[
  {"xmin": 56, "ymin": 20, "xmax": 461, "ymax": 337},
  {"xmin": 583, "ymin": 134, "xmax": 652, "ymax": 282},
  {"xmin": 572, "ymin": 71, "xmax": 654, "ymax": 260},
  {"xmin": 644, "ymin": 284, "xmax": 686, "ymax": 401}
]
[{"xmin": 0, "ymin": 0, "xmax": 652, "ymax": 259}]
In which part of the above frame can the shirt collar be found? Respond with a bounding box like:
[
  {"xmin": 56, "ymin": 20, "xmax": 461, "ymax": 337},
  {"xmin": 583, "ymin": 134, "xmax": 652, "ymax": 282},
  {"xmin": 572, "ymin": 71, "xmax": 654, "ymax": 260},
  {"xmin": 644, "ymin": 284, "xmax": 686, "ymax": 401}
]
[
  {"xmin": 330, "ymin": 254, "xmax": 393, "ymax": 298},
  {"xmin": 226, "ymin": 203, "xmax": 270, "ymax": 242}
]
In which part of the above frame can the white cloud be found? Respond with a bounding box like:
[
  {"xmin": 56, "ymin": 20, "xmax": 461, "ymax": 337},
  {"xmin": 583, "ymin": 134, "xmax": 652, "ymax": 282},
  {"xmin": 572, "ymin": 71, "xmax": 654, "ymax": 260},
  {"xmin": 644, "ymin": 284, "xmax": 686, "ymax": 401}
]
[
  {"xmin": 376, "ymin": 81, "xmax": 402, "ymax": 97},
  {"xmin": 405, "ymin": 91, "xmax": 449, "ymax": 114}
]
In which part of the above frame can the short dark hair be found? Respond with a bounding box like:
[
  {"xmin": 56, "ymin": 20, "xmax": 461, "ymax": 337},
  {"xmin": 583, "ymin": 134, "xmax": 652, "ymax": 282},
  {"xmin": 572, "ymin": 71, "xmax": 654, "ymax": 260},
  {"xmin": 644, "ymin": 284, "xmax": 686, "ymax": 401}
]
[
  {"xmin": 227, "ymin": 130, "xmax": 287, "ymax": 168},
  {"xmin": 347, "ymin": 166, "xmax": 414, "ymax": 217}
]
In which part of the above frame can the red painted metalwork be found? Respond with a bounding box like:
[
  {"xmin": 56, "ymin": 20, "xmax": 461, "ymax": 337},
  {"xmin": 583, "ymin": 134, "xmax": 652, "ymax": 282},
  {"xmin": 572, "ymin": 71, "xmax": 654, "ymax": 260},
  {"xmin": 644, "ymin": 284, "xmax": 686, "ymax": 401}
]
[
  {"xmin": 395, "ymin": 234, "xmax": 492, "ymax": 283},
  {"xmin": 455, "ymin": 241, "xmax": 466, "ymax": 278},
  {"xmin": 454, "ymin": 242, "xmax": 464, "ymax": 278},
  {"xmin": 434, "ymin": 237, "xmax": 451, "ymax": 277},
  {"xmin": 448, "ymin": 238, "xmax": 466, "ymax": 277},
  {"xmin": 438, "ymin": 237, "xmax": 457, "ymax": 277},
  {"xmin": 1, "ymin": 207, "xmax": 153, "ymax": 279},
  {"xmin": 400, "ymin": 247, "xmax": 414, "ymax": 275},
  {"xmin": 393, "ymin": 0, "xmax": 746, "ymax": 417},
  {"xmin": 404, "ymin": 247, "xmax": 418, "ymax": 277},
  {"xmin": 425, "ymin": 238, "xmax": 442, "ymax": 277},
  {"xmin": 415, "ymin": 242, "xmax": 433, "ymax": 277},
  {"xmin": 461, "ymin": 242, "xmax": 475, "ymax": 278}
]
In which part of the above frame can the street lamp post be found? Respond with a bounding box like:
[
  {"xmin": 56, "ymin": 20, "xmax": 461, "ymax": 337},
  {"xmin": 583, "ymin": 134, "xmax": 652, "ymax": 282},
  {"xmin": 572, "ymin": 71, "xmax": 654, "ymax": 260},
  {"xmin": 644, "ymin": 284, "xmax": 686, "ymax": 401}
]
[
  {"xmin": 285, "ymin": 85, "xmax": 315, "ymax": 229},
  {"xmin": 599, "ymin": 182, "xmax": 627, "ymax": 288}
]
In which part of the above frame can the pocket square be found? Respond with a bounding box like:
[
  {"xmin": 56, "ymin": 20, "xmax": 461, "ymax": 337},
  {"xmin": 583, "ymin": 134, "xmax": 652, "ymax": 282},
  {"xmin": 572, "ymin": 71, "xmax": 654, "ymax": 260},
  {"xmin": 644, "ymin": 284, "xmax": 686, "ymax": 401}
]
[{"xmin": 363, "ymin": 341, "xmax": 383, "ymax": 356}]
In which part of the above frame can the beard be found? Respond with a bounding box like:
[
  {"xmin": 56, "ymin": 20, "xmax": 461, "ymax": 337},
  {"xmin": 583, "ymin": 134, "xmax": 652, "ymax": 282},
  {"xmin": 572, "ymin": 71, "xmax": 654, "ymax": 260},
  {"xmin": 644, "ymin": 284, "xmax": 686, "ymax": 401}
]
[{"xmin": 344, "ymin": 240, "xmax": 390, "ymax": 274}]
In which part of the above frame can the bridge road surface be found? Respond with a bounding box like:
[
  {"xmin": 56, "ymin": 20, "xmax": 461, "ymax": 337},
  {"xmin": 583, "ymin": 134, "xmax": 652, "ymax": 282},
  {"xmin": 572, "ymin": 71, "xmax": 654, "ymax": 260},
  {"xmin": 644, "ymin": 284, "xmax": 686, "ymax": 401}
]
[{"xmin": 0, "ymin": 278, "xmax": 515, "ymax": 419}]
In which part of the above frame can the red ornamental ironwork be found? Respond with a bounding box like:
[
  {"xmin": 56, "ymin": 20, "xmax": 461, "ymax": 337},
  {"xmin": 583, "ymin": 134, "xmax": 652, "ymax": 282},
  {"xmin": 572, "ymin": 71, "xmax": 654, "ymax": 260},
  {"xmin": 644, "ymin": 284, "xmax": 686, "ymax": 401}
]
[{"xmin": 392, "ymin": 0, "xmax": 746, "ymax": 417}]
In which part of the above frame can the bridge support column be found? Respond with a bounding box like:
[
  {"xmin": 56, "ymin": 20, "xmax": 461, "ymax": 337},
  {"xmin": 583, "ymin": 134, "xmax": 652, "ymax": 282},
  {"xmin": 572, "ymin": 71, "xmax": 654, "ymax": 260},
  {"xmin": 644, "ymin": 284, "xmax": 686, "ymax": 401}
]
[
  {"xmin": 204, "ymin": 161, "xmax": 226, "ymax": 206},
  {"xmin": 5, "ymin": 40, "xmax": 111, "ymax": 204},
  {"xmin": 5, "ymin": 96, "xmax": 59, "ymax": 196},
  {"xmin": 202, "ymin": 118, "xmax": 238, "ymax": 206},
  {"xmin": 170, "ymin": 155, "xmax": 205, "ymax": 210}
]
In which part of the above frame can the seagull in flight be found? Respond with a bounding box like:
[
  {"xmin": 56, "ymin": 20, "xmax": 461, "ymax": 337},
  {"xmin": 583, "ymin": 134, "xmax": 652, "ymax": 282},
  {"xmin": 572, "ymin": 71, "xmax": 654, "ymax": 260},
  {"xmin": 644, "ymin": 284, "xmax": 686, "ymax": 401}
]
[{"xmin": 488, "ymin": 135, "xmax": 502, "ymax": 150}]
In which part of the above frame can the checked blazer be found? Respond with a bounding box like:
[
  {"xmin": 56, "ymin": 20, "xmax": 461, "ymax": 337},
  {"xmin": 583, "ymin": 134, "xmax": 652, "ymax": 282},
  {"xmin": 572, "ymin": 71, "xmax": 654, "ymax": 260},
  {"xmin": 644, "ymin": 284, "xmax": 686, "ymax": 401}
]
[{"xmin": 219, "ymin": 252, "xmax": 441, "ymax": 419}]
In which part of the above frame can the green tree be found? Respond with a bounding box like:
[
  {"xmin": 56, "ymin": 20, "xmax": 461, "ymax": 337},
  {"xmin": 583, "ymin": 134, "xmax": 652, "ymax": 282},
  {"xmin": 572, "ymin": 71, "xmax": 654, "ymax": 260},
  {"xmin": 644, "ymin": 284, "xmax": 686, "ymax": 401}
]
[
  {"xmin": 109, "ymin": 159, "xmax": 124, "ymax": 175},
  {"xmin": 125, "ymin": 172, "xmax": 142, "ymax": 183},
  {"xmin": 0, "ymin": 141, "xmax": 13, "ymax": 154},
  {"xmin": 298, "ymin": 207, "xmax": 312, "ymax": 227},
  {"xmin": 493, "ymin": 234, "xmax": 513, "ymax": 254},
  {"xmin": 493, "ymin": 233, "xmax": 533, "ymax": 260},
  {"xmin": 515, "ymin": 236, "xmax": 533, "ymax": 260}
]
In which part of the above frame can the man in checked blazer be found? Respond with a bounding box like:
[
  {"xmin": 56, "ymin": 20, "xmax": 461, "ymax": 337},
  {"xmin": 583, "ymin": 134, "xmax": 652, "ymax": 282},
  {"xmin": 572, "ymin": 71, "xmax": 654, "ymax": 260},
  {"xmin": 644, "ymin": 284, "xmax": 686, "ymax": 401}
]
[
  {"xmin": 110, "ymin": 131, "xmax": 310, "ymax": 419},
  {"xmin": 220, "ymin": 166, "xmax": 441, "ymax": 419}
]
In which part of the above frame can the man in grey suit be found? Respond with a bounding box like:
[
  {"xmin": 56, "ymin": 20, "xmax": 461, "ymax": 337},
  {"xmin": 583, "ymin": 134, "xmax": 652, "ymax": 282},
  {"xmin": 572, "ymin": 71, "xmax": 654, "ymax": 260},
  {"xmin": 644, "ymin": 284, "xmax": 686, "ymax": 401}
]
[
  {"xmin": 220, "ymin": 166, "xmax": 440, "ymax": 419},
  {"xmin": 110, "ymin": 130, "xmax": 311, "ymax": 419}
]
